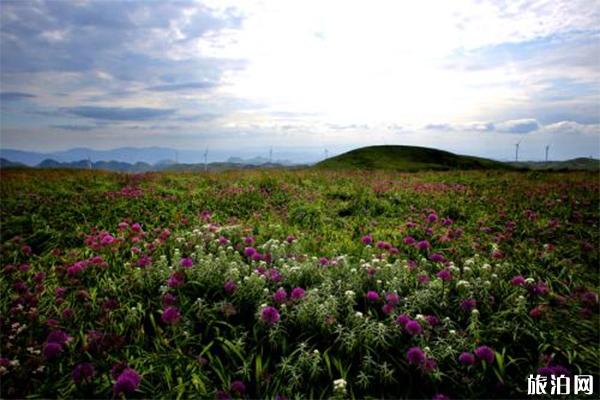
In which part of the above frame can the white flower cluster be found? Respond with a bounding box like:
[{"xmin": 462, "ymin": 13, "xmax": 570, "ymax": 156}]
[{"xmin": 333, "ymin": 378, "xmax": 347, "ymax": 394}]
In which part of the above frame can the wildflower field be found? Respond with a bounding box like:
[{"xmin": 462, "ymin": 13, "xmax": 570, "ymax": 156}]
[{"xmin": 0, "ymin": 168, "xmax": 598, "ymax": 399}]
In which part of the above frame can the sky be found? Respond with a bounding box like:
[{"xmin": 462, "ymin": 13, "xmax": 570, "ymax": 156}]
[{"xmin": 1, "ymin": 0, "xmax": 599, "ymax": 161}]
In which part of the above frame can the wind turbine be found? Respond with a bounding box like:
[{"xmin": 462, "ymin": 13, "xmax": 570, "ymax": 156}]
[
  {"xmin": 515, "ymin": 140, "xmax": 521, "ymax": 162},
  {"xmin": 324, "ymin": 148, "xmax": 329, "ymax": 160},
  {"xmin": 269, "ymin": 146, "xmax": 273, "ymax": 163},
  {"xmin": 203, "ymin": 147, "xmax": 208, "ymax": 172},
  {"xmin": 545, "ymin": 145, "xmax": 549, "ymax": 162}
]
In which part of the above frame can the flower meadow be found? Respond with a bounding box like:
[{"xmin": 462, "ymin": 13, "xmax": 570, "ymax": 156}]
[{"xmin": 0, "ymin": 168, "xmax": 598, "ymax": 399}]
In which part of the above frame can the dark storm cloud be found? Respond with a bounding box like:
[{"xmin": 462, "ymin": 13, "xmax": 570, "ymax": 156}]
[
  {"xmin": 64, "ymin": 106, "xmax": 176, "ymax": 121},
  {"xmin": 0, "ymin": 92, "xmax": 36, "ymax": 101}
]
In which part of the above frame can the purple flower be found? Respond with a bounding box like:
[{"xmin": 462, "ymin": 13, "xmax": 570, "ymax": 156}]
[
  {"xmin": 385, "ymin": 292, "xmax": 400, "ymax": 305},
  {"xmin": 416, "ymin": 240, "xmax": 431, "ymax": 250},
  {"xmin": 396, "ymin": 314, "xmax": 410, "ymax": 327},
  {"xmin": 180, "ymin": 257, "xmax": 194, "ymax": 268},
  {"xmin": 407, "ymin": 347, "xmax": 425, "ymax": 365},
  {"xmin": 529, "ymin": 281, "xmax": 549, "ymax": 296},
  {"xmin": 458, "ymin": 352, "xmax": 476, "ymax": 365},
  {"xmin": 581, "ymin": 291, "xmax": 598, "ymax": 305},
  {"xmin": 432, "ymin": 394, "xmax": 450, "ymax": 400},
  {"xmin": 244, "ymin": 247, "xmax": 257, "ymax": 257},
  {"xmin": 366, "ymin": 291, "xmax": 380, "ymax": 302},
  {"xmin": 43, "ymin": 342, "xmax": 63, "ymax": 360},
  {"xmin": 251, "ymin": 252, "xmax": 263, "ymax": 261},
  {"xmin": 361, "ymin": 234, "xmax": 373, "ymax": 245},
  {"xmin": 216, "ymin": 390, "xmax": 232, "ymax": 400},
  {"xmin": 382, "ymin": 303, "xmax": 395, "ymax": 315},
  {"xmin": 47, "ymin": 330, "xmax": 71, "ymax": 345},
  {"xmin": 230, "ymin": 380, "xmax": 246, "ymax": 395},
  {"xmin": 291, "ymin": 287, "xmax": 306, "ymax": 300},
  {"xmin": 113, "ymin": 368, "xmax": 141, "ymax": 395},
  {"xmin": 427, "ymin": 213, "xmax": 438, "ymax": 223},
  {"xmin": 460, "ymin": 299, "xmax": 477, "ymax": 312},
  {"xmin": 319, "ymin": 257, "xmax": 330, "ymax": 266},
  {"xmin": 261, "ymin": 306, "xmax": 280, "ymax": 325},
  {"xmin": 162, "ymin": 293, "xmax": 177, "ymax": 306},
  {"xmin": 219, "ymin": 236, "xmax": 230, "ymax": 245},
  {"xmin": 224, "ymin": 280, "xmax": 237, "ymax": 294},
  {"xmin": 429, "ymin": 253, "xmax": 445, "ymax": 263},
  {"xmin": 474, "ymin": 346, "xmax": 495, "ymax": 364},
  {"xmin": 538, "ymin": 364, "xmax": 570, "ymax": 377},
  {"xmin": 162, "ymin": 306, "xmax": 181, "ymax": 324},
  {"xmin": 72, "ymin": 362, "xmax": 95, "ymax": 384},
  {"xmin": 137, "ymin": 255, "xmax": 152, "ymax": 268},
  {"xmin": 403, "ymin": 236, "xmax": 416, "ymax": 245},
  {"xmin": 244, "ymin": 236, "xmax": 255, "ymax": 245},
  {"xmin": 425, "ymin": 315, "xmax": 439, "ymax": 327},
  {"xmin": 273, "ymin": 288, "xmax": 288, "ymax": 303},
  {"xmin": 286, "ymin": 235, "xmax": 296, "ymax": 243},
  {"xmin": 417, "ymin": 274, "xmax": 430, "ymax": 284},
  {"xmin": 436, "ymin": 269, "xmax": 452, "ymax": 282},
  {"xmin": 405, "ymin": 320, "xmax": 423, "ymax": 336},
  {"xmin": 511, "ymin": 275, "xmax": 526, "ymax": 286},
  {"xmin": 423, "ymin": 357, "xmax": 438, "ymax": 372},
  {"xmin": 167, "ymin": 271, "xmax": 185, "ymax": 288}
]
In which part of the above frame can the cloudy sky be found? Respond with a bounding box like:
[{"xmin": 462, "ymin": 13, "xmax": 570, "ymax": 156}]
[{"xmin": 1, "ymin": 0, "xmax": 599, "ymax": 161}]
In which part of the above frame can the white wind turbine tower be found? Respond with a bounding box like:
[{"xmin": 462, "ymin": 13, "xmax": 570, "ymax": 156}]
[
  {"xmin": 203, "ymin": 147, "xmax": 208, "ymax": 172},
  {"xmin": 515, "ymin": 140, "xmax": 521, "ymax": 162},
  {"xmin": 545, "ymin": 145, "xmax": 550, "ymax": 162}
]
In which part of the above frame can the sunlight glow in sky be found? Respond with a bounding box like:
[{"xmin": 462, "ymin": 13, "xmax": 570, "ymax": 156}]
[{"xmin": 1, "ymin": 0, "xmax": 599, "ymax": 160}]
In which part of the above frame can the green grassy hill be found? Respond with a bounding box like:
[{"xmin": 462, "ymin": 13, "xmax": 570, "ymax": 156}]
[{"xmin": 316, "ymin": 145, "xmax": 513, "ymax": 171}]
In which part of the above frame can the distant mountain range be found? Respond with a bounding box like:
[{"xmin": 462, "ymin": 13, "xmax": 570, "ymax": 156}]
[
  {"xmin": 0, "ymin": 157, "xmax": 302, "ymax": 172},
  {"xmin": 0, "ymin": 147, "xmax": 297, "ymax": 166},
  {"xmin": 1, "ymin": 146, "xmax": 598, "ymax": 173},
  {"xmin": 509, "ymin": 158, "xmax": 600, "ymax": 171}
]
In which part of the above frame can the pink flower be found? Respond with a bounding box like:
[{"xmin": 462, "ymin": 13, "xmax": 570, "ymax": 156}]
[
  {"xmin": 113, "ymin": 368, "xmax": 141, "ymax": 395},
  {"xmin": 291, "ymin": 287, "xmax": 306, "ymax": 300},
  {"xmin": 167, "ymin": 271, "xmax": 185, "ymax": 288},
  {"xmin": 361, "ymin": 235, "xmax": 373, "ymax": 245},
  {"xmin": 416, "ymin": 240, "xmax": 431, "ymax": 250},
  {"xmin": 180, "ymin": 257, "xmax": 193, "ymax": 268},
  {"xmin": 474, "ymin": 346, "xmax": 495, "ymax": 364},
  {"xmin": 161, "ymin": 306, "xmax": 181, "ymax": 324},
  {"xmin": 436, "ymin": 269, "xmax": 452, "ymax": 282},
  {"xmin": 382, "ymin": 303, "xmax": 395, "ymax": 315},
  {"xmin": 366, "ymin": 290, "xmax": 380, "ymax": 302},
  {"xmin": 224, "ymin": 280, "xmax": 237, "ymax": 294},
  {"xmin": 385, "ymin": 292, "xmax": 400, "ymax": 305},
  {"xmin": 273, "ymin": 288, "xmax": 288, "ymax": 303},
  {"xmin": 261, "ymin": 306, "xmax": 280, "ymax": 325},
  {"xmin": 510, "ymin": 275, "xmax": 525, "ymax": 286},
  {"xmin": 405, "ymin": 320, "xmax": 423, "ymax": 336}
]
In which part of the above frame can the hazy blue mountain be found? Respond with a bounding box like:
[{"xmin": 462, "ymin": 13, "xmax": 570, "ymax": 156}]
[{"xmin": 0, "ymin": 147, "xmax": 310, "ymax": 166}]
